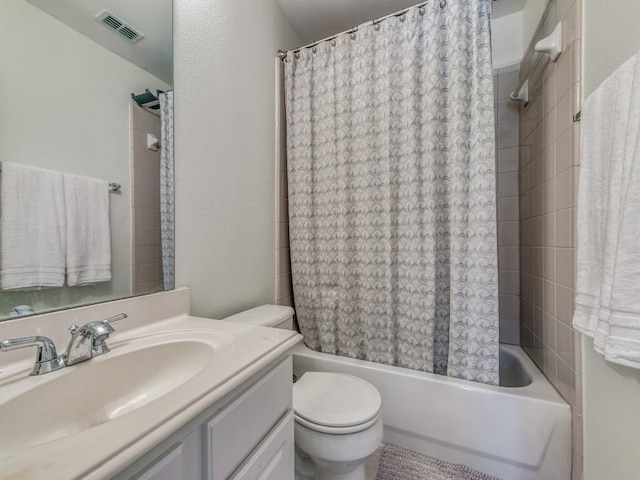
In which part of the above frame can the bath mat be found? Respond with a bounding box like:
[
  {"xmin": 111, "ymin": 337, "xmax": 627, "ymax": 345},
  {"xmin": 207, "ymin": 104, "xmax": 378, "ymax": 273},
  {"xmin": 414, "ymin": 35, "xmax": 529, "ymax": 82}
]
[{"xmin": 374, "ymin": 444, "xmax": 500, "ymax": 480}]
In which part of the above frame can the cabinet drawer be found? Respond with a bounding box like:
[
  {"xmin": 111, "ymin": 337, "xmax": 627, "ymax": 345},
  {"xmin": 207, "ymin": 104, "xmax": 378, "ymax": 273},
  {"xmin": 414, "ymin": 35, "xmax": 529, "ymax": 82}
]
[
  {"xmin": 205, "ymin": 357, "xmax": 292, "ymax": 480},
  {"xmin": 230, "ymin": 411, "xmax": 294, "ymax": 480}
]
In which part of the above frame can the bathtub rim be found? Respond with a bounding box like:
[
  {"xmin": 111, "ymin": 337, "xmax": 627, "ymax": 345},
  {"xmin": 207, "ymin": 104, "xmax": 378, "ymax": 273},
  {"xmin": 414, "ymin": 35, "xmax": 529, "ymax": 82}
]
[{"xmin": 290, "ymin": 343, "xmax": 568, "ymax": 406}]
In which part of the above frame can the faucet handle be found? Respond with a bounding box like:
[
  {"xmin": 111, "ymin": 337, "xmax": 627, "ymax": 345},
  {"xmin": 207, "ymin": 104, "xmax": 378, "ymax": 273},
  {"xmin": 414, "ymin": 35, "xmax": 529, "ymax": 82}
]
[
  {"xmin": 0, "ymin": 336, "xmax": 64, "ymax": 375},
  {"xmin": 63, "ymin": 313, "xmax": 128, "ymax": 366},
  {"xmin": 90, "ymin": 313, "xmax": 127, "ymax": 357},
  {"xmin": 104, "ymin": 313, "xmax": 128, "ymax": 325}
]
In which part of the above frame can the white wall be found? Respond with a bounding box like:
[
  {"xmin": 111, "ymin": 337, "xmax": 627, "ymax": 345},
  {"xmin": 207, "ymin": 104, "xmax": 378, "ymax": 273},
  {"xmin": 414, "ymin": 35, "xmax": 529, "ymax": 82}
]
[
  {"xmin": 174, "ymin": 0, "xmax": 301, "ymax": 318},
  {"xmin": 492, "ymin": 11, "xmax": 524, "ymax": 69},
  {"xmin": 522, "ymin": 0, "xmax": 551, "ymax": 51},
  {"xmin": 582, "ymin": 339, "xmax": 640, "ymax": 479},
  {"xmin": 582, "ymin": 0, "xmax": 640, "ymax": 98},
  {"xmin": 490, "ymin": 0, "xmax": 550, "ymax": 71},
  {"xmin": 581, "ymin": 2, "xmax": 640, "ymax": 478},
  {"xmin": 0, "ymin": 0, "xmax": 169, "ymax": 314}
]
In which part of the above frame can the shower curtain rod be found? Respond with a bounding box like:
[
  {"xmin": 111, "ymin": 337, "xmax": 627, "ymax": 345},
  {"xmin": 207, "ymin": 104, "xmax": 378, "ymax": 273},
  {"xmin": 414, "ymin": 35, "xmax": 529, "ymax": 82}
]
[
  {"xmin": 278, "ymin": 0, "xmax": 438, "ymax": 59},
  {"xmin": 0, "ymin": 162, "xmax": 122, "ymax": 193}
]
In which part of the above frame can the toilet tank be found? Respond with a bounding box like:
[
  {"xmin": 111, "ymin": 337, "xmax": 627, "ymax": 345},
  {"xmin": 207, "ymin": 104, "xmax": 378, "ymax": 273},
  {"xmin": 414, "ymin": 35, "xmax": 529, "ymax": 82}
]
[{"xmin": 223, "ymin": 305, "xmax": 294, "ymax": 330}]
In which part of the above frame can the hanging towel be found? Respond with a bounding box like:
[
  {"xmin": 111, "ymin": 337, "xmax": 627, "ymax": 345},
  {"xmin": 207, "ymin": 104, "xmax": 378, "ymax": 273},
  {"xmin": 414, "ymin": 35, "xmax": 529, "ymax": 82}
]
[
  {"xmin": 0, "ymin": 162, "xmax": 66, "ymax": 290},
  {"xmin": 63, "ymin": 173, "xmax": 112, "ymax": 286},
  {"xmin": 573, "ymin": 50, "xmax": 640, "ymax": 368}
]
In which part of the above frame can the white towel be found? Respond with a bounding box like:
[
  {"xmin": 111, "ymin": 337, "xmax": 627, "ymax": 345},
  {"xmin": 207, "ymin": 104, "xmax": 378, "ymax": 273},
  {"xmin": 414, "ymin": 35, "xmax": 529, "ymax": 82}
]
[
  {"xmin": 63, "ymin": 173, "xmax": 112, "ymax": 286},
  {"xmin": 573, "ymin": 50, "xmax": 640, "ymax": 368},
  {"xmin": 0, "ymin": 162, "xmax": 66, "ymax": 289}
]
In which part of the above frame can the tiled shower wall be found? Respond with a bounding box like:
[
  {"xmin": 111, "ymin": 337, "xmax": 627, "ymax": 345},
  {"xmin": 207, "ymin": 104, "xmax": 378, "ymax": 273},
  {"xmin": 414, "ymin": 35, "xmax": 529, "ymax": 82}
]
[
  {"xmin": 494, "ymin": 66, "xmax": 521, "ymax": 345},
  {"xmin": 518, "ymin": 0, "xmax": 583, "ymax": 478},
  {"xmin": 131, "ymin": 104, "xmax": 164, "ymax": 295}
]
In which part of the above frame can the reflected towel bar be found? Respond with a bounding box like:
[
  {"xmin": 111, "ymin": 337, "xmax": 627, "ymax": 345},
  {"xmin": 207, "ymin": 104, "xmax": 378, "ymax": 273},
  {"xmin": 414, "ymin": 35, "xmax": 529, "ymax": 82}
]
[{"xmin": 0, "ymin": 162, "xmax": 121, "ymax": 193}]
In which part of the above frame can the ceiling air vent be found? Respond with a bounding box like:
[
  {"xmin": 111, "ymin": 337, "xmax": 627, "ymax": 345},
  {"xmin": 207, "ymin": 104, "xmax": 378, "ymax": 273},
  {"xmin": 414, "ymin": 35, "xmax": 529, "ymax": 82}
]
[{"xmin": 95, "ymin": 10, "xmax": 145, "ymax": 44}]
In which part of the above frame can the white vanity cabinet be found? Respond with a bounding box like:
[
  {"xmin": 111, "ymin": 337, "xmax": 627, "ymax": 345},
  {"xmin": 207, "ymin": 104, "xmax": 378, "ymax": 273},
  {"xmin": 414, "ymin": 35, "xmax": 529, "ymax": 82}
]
[
  {"xmin": 114, "ymin": 356, "xmax": 294, "ymax": 480},
  {"xmin": 132, "ymin": 443, "xmax": 189, "ymax": 480}
]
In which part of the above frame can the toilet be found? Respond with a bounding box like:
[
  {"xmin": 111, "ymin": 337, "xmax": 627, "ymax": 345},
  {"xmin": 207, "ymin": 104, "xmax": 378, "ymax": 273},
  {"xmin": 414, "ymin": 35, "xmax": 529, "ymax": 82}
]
[{"xmin": 224, "ymin": 305, "xmax": 384, "ymax": 480}]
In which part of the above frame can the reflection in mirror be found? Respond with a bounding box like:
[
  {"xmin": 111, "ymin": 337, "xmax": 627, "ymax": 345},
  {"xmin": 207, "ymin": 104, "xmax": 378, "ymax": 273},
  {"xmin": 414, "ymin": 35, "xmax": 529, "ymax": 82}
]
[{"xmin": 0, "ymin": 0, "xmax": 173, "ymax": 321}]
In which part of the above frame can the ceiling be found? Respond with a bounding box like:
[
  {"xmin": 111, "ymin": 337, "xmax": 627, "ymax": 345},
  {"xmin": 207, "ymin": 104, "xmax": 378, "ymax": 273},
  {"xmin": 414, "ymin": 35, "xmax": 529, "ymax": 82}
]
[
  {"xmin": 277, "ymin": 0, "xmax": 528, "ymax": 45},
  {"xmin": 26, "ymin": 0, "xmax": 172, "ymax": 84},
  {"xmin": 24, "ymin": 0, "xmax": 524, "ymax": 83}
]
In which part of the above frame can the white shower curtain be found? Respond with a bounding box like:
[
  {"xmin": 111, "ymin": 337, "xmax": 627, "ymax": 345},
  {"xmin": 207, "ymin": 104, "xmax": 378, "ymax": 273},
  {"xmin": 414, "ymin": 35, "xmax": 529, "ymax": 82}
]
[
  {"xmin": 285, "ymin": 0, "xmax": 499, "ymax": 384},
  {"xmin": 159, "ymin": 91, "xmax": 175, "ymax": 291}
]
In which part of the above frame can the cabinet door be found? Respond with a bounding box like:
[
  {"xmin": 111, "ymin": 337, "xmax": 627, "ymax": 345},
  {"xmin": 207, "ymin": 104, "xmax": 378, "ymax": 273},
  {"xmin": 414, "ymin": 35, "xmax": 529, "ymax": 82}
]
[
  {"xmin": 205, "ymin": 357, "xmax": 292, "ymax": 480},
  {"xmin": 230, "ymin": 411, "xmax": 294, "ymax": 480},
  {"xmin": 116, "ymin": 424, "xmax": 202, "ymax": 480},
  {"xmin": 133, "ymin": 443, "xmax": 185, "ymax": 480}
]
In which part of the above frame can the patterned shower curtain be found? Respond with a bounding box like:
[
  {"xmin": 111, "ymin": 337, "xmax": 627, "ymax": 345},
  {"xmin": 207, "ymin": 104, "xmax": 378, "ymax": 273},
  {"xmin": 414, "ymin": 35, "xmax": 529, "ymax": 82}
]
[
  {"xmin": 159, "ymin": 91, "xmax": 175, "ymax": 291},
  {"xmin": 284, "ymin": 0, "xmax": 499, "ymax": 384}
]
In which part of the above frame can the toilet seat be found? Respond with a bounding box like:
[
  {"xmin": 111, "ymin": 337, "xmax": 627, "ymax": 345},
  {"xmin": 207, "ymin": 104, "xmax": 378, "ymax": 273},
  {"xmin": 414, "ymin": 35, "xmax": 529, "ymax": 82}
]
[
  {"xmin": 293, "ymin": 372, "xmax": 382, "ymax": 434},
  {"xmin": 294, "ymin": 409, "xmax": 382, "ymax": 434}
]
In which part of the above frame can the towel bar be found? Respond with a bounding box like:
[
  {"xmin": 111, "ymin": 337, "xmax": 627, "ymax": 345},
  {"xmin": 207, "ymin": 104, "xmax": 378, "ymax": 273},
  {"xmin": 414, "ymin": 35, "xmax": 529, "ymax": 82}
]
[{"xmin": 0, "ymin": 162, "xmax": 122, "ymax": 194}]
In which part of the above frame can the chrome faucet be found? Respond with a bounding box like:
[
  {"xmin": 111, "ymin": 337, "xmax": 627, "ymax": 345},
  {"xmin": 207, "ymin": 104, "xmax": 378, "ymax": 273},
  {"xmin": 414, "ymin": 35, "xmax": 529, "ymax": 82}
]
[
  {"xmin": 64, "ymin": 313, "xmax": 128, "ymax": 366},
  {"xmin": 0, "ymin": 313, "xmax": 127, "ymax": 375},
  {"xmin": 0, "ymin": 336, "xmax": 65, "ymax": 375}
]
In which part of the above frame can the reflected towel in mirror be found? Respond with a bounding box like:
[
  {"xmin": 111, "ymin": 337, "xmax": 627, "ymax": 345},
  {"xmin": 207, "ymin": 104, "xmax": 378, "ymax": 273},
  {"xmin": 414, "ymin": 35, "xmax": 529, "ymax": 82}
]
[
  {"xmin": 0, "ymin": 162, "xmax": 66, "ymax": 290},
  {"xmin": 63, "ymin": 174, "xmax": 112, "ymax": 286}
]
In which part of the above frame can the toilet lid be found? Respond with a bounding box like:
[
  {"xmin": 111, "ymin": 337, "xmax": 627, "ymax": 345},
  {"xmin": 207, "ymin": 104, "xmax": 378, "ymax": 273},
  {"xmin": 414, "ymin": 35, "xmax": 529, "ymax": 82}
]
[{"xmin": 293, "ymin": 372, "xmax": 382, "ymax": 428}]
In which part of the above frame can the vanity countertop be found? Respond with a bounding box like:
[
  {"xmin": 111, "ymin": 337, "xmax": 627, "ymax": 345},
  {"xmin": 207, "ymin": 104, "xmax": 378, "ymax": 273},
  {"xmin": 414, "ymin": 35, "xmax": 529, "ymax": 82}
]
[{"xmin": 0, "ymin": 314, "xmax": 302, "ymax": 480}]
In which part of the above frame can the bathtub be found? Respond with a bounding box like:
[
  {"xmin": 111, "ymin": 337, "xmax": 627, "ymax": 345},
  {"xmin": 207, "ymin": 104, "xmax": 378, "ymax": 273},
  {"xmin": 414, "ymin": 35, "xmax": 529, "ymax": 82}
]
[{"xmin": 291, "ymin": 344, "xmax": 571, "ymax": 480}]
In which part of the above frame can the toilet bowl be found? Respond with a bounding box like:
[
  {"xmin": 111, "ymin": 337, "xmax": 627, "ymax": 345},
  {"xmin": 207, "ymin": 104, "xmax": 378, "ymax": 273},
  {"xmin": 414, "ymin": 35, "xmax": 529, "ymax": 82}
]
[
  {"xmin": 223, "ymin": 305, "xmax": 384, "ymax": 480},
  {"xmin": 293, "ymin": 372, "xmax": 383, "ymax": 480}
]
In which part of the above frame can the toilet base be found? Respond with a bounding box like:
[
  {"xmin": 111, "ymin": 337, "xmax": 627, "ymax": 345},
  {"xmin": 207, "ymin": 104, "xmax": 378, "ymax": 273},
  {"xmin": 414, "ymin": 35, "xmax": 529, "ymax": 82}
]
[
  {"xmin": 295, "ymin": 446, "xmax": 316, "ymax": 480},
  {"xmin": 294, "ymin": 416, "xmax": 383, "ymax": 480},
  {"xmin": 295, "ymin": 447, "xmax": 366, "ymax": 480}
]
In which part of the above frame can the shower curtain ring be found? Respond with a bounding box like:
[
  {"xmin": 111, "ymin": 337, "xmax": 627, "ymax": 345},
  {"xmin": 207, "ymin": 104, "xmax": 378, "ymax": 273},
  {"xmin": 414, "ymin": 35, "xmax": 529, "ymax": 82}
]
[
  {"xmin": 419, "ymin": 6, "xmax": 426, "ymax": 15},
  {"xmin": 439, "ymin": 0, "xmax": 447, "ymax": 7}
]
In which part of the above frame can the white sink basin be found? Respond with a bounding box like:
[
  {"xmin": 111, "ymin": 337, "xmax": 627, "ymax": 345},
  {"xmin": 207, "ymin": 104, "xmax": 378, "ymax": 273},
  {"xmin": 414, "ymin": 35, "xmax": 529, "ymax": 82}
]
[
  {"xmin": 0, "ymin": 331, "xmax": 229, "ymax": 453},
  {"xmin": 0, "ymin": 309, "xmax": 301, "ymax": 480}
]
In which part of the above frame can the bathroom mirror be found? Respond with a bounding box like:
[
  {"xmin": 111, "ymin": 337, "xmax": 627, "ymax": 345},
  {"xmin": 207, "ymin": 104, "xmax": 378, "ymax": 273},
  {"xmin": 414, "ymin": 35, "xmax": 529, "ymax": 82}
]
[{"xmin": 0, "ymin": 0, "xmax": 173, "ymax": 321}]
